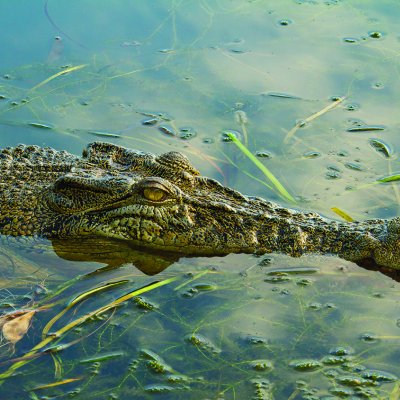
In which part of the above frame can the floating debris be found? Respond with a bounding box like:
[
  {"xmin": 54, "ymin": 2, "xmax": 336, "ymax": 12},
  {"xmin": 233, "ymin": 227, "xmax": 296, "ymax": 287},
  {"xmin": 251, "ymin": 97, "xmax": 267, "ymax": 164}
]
[
  {"xmin": 133, "ymin": 296, "xmax": 158, "ymax": 311},
  {"xmin": 278, "ymin": 19, "xmax": 292, "ymax": 26},
  {"xmin": 265, "ymin": 92, "xmax": 300, "ymax": 99},
  {"xmin": 158, "ymin": 48, "xmax": 175, "ymax": 54},
  {"xmin": 325, "ymin": 170, "xmax": 341, "ymax": 179},
  {"xmin": 343, "ymin": 37, "xmax": 359, "ymax": 43},
  {"xmin": 221, "ymin": 130, "xmax": 241, "ymax": 142},
  {"xmin": 159, "ymin": 125, "xmax": 176, "ymax": 136},
  {"xmin": 336, "ymin": 375, "xmax": 370, "ymax": 387},
  {"xmin": 140, "ymin": 349, "xmax": 173, "ymax": 374},
  {"xmin": 361, "ymin": 369, "xmax": 397, "ymax": 382},
  {"xmin": 369, "ymin": 138, "xmax": 392, "ymax": 158},
  {"xmin": 167, "ymin": 374, "xmax": 189, "ymax": 383},
  {"xmin": 251, "ymin": 378, "xmax": 273, "ymax": 400},
  {"xmin": 372, "ymin": 82, "xmax": 384, "ymax": 89},
  {"xmin": 377, "ymin": 174, "xmax": 400, "ymax": 183},
  {"xmin": 249, "ymin": 359, "xmax": 273, "ymax": 372},
  {"xmin": 368, "ymin": 31, "xmax": 383, "ymax": 39},
  {"xmin": 345, "ymin": 103, "xmax": 359, "ymax": 111},
  {"xmin": 359, "ymin": 332, "xmax": 379, "ymax": 342},
  {"xmin": 266, "ymin": 267, "xmax": 319, "ymax": 275},
  {"xmin": 141, "ymin": 118, "xmax": 159, "ymax": 126},
  {"xmin": 30, "ymin": 377, "xmax": 83, "ymax": 391},
  {"xmin": 255, "ymin": 150, "xmax": 272, "ymax": 158},
  {"xmin": 179, "ymin": 127, "xmax": 196, "ymax": 140},
  {"xmin": 137, "ymin": 110, "xmax": 172, "ymax": 121},
  {"xmin": 191, "ymin": 282, "xmax": 217, "ymax": 291},
  {"xmin": 258, "ymin": 257, "xmax": 273, "ymax": 266},
  {"xmin": 289, "ymin": 359, "xmax": 322, "ymax": 372},
  {"xmin": 28, "ymin": 122, "xmax": 53, "ymax": 129},
  {"xmin": 321, "ymin": 355, "xmax": 350, "ymax": 365},
  {"xmin": 146, "ymin": 358, "xmax": 173, "ymax": 374},
  {"xmin": 229, "ymin": 48, "xmax": 248, "ymax": 54},
  {"xmin": 145, "ymin": 384, "xmax": 174, "ymax": 393},
  {"xmin": 79, "ymin": 351, "xmax": 125, "ymax": 364},
  {"xmin": 242, "ymin": 334, "xmax": 268, "ymax": 345},
  {"xmin": 264, "ymin": 274, "xmax": 291, "ymax": 284},
  {"xmin": 303, "ymin": 151, "xmax": 321, "ymax": 159},
  {"xmin": 295, "ymin": 278, "xmax": 314, "ymax": 286},
  {"xmin": 87, "ymin": 131, "xmax": 121, "ymax": 138},
  {"xmin": 347, "ymin": 125, "xmax": 385, "ymax": 132},
  {"xmin": 1, "ymin": 310, "xmax": 35, "ymax": 344},
  {"xmin": 185, "ymin": 333, "xmax": 221, "ymax": 354},
  {"xmin": 345, "ymin": 162, "xmax": 364, "ymax": 171}
]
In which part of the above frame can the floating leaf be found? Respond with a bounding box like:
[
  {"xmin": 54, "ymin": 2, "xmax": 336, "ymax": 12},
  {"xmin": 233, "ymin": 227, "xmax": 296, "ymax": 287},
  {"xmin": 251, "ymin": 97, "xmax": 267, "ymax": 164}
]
[
  {"xmin": 28, "ymin": 122, "xmax": 53, "ymax": 129},
  {"xmin": 347, "ymin": 125, "xmax": 385, "ymax": 132},
  {"xmin": 369, "ymin": 138, "xmax": 393, "ymax": 158},
  {"xmin": 87, "ymin": 131, "xmax": 121, "ymax": 138},
  {"xmin": 2, "ymin": 310, "xmax": 35, "ymax": 344},
  {"xmin": 265, "ymin": 92, "xmax": 300, "ymax": 99}
]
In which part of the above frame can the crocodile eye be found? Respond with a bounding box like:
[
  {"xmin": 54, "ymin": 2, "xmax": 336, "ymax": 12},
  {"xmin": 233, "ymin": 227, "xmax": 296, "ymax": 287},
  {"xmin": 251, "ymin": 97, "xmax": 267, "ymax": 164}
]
[{"xmin": 143, "ymin": 187, "xmax": 168, "ymax": 202}]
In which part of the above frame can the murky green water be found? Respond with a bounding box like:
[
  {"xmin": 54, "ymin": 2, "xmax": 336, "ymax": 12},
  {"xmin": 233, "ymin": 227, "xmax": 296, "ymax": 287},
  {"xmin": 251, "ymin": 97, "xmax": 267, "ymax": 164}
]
[{"xmin": 0, "ymin": 1, "xmax": 399, "ymax": 398}]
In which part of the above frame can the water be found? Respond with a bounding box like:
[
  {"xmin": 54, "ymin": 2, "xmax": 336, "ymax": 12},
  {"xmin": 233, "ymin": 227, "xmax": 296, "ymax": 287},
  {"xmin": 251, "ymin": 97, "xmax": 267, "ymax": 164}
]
[{"xmin": 0, "ymin": 1, "xmax": 399, "ymax": 398}]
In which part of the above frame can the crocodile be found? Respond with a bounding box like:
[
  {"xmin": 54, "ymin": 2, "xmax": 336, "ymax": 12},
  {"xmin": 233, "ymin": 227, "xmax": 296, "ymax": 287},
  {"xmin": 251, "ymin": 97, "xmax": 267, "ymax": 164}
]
[{"xmin": 0, "ymin": 141, "xmax": 399, "ymax": 271}]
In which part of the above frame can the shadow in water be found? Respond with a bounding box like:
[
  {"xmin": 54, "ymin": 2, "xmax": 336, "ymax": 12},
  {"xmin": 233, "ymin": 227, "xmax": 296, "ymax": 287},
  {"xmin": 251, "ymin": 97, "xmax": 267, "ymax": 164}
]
[{"xmin": 51, "ymin": 237, "xmax": 180, "ymax": 276}]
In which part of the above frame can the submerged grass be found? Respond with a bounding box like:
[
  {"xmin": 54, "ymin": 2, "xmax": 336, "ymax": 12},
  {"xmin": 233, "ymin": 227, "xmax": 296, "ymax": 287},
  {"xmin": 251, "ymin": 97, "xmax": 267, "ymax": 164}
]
[
  {"xmin": 30, "ymin": 64, "xmax": 88, "ymax": 92},
  {"xmin": 0, "ymin": 276, "xmax": 179, "ymax": 384}
]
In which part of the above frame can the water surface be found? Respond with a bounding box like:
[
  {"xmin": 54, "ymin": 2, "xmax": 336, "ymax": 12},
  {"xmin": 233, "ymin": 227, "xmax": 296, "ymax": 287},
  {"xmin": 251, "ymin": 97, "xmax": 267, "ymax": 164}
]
[{"xmin": 0, "ymin": 1, "xmax": 399, "ymax": 398}]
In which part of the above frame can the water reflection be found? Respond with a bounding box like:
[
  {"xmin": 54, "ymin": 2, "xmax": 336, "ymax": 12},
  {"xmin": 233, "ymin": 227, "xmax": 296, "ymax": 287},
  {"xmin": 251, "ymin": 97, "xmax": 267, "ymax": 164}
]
[{"xmin": 51, "ymin": 237, "xmax": 179, "ymax": 276}]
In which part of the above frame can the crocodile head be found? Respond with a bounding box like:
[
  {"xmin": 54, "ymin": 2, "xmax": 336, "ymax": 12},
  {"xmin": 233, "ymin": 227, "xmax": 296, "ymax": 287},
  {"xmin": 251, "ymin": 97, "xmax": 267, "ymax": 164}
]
[
  {"xmin": 3, "ymin": 142, "xmax": 398, "ymax": 272},
  {"xmin": 38, "ymin": 142, "xmax": 262, "ymax": 255}
]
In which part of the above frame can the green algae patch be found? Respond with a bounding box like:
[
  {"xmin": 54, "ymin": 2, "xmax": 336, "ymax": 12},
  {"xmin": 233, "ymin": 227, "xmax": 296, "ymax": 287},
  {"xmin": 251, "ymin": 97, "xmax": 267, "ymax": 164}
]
[
  {"xmin": 289, "ymin": 359, "xmax": 323, "ymax": 372},
  {"xmin": 249, "ymin": 359, "xmax": 274, "ymax": 372}
]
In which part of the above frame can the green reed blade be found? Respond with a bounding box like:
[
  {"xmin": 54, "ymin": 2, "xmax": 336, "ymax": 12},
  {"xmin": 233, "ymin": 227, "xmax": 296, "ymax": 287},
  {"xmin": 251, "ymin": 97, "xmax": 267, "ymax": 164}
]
[{"xmin": 226, "ymin": 132, "xmax": 296, "ymax": 204}]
